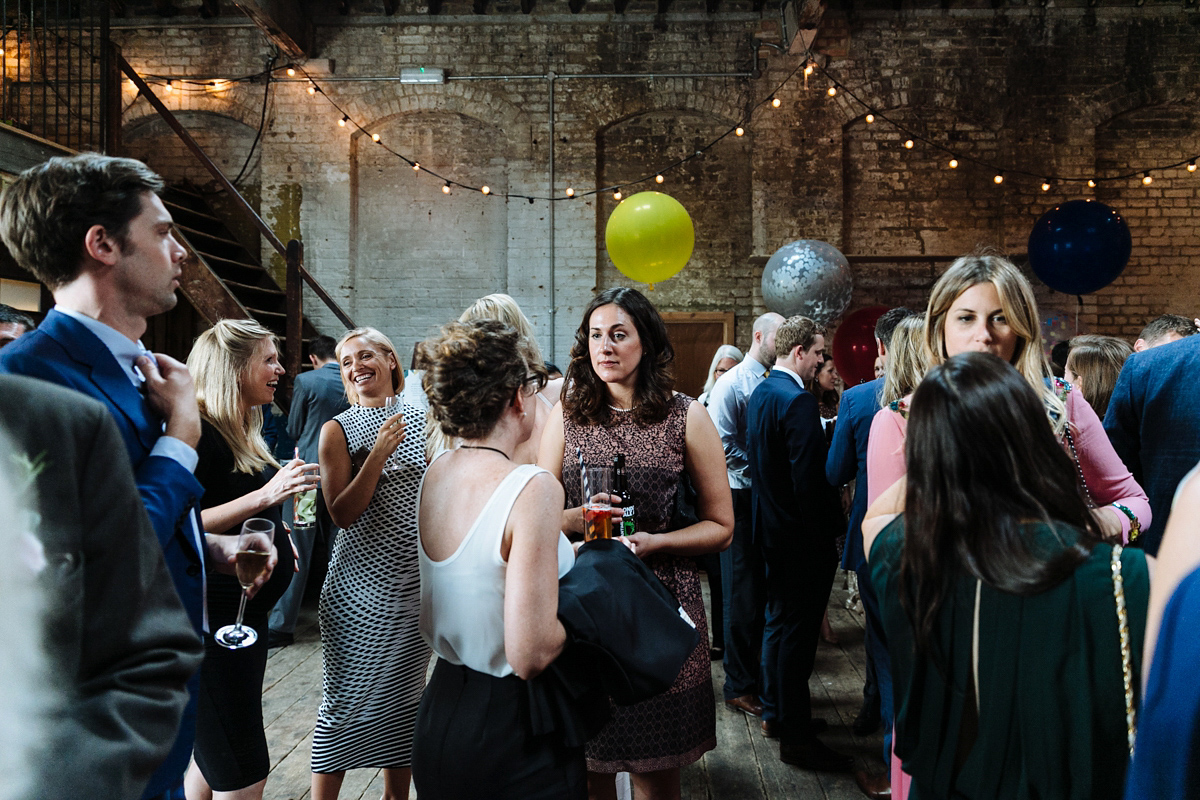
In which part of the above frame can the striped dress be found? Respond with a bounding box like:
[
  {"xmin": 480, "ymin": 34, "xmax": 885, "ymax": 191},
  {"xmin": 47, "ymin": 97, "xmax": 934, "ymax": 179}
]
[{"xmin": 311, "ymin": 402, "xmax": 430, "ymax": 773}]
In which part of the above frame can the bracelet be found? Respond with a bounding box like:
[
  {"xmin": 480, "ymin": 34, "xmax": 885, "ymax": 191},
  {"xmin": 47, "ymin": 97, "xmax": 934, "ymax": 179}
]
[{"xmin": 1111, "ymin": 503, "xmax": 1141, "ymax": 543}]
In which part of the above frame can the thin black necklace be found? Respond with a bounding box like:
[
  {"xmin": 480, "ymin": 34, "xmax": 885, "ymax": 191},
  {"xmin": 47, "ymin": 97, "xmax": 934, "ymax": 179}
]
[{"xmin": 460, "ymin": 445, "xmax": 510, "ymax": 460}]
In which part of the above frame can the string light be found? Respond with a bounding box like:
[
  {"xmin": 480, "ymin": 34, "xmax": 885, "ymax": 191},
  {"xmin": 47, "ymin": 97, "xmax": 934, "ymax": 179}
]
[
  {"xmin": 338, "ymin": 116, "xmax": 347, "ymax": 127},
  {"xmin": 1188, "ymin": 160, "xmax": 1197, "ymax": 173},
  {"xmin": 735, "ymin": 126, "xmax": 745, "ymax": 136},
  {"xmin": 565, "ymin": 187, "xmax": 575, "ymax": 197},
  {"xmin": 286, "ymin": 67, "xmax": 295, "ymax": 77},
  {"xmin": 1041, "ymin": 180, "xmax": 1051, "ymax": 192},
  {"xmin": 1088, "ymin": 179, "xmax": 1097, "ymax": 188},
  {"xmin": 165, "ymin": 80, "xmax": 174, "ymax": 92},
  {"xmin": 993, "ymin": 171, "xmax": 1005, "ymax": 185},
  {"xmin": 827, "ymin": 86, "xmax": 837, "ymax": 97},
  {"xmin": 865, "ymin": 114, "xmax": 874, "ymax": 124},
  {"xmin": 804, "ymin": 62, "xmax": 814, "ymax": 76},
  {"xmin": 613, "ymin": 191, "xmax": 622, "ymax": 200},
  {"xmin": 442, "ymin": 182, "xmax": 451, "ymax": 194},
  {"xmin": 655, "ymin": 174, "xmax": 664, "ymax": 184},
  {"xmin": 771, "ymin": 96, "xmax": 781, "ymax": 108},
  {"xmin": 371, "ymin": 133, "xmax": 381, "ymax": 142},
  {"xmin": 481, "ymin": 186, "xmax": 490, "ymax": 195},
  {"xmin": 413, "ymin": 163, "xmax": 420, "ymax": 171},
  {"xmin": 1142, "ymin": 172, "xmax": 1153, "ymax": 185},
  {"xmin": 949, "ymin": 159, "xmax": 958, "ymax": 169},
  {"xmin": 904, "ymin": 139, "xmax": 914, "ymax": 149}
]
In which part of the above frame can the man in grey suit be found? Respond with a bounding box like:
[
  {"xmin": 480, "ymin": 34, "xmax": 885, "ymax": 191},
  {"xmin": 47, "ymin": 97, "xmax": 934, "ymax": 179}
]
[
  {"xmin": 269, "ymin": 334, "xmax": 349, "ymax": 646},
  {"xmin": 0, "ymin": 373, "xmax": 203, "ymax": 799}
]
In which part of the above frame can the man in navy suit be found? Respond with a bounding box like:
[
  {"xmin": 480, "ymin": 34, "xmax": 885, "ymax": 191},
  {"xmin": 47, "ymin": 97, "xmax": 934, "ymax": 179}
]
[
  {"xmin": 747, "ymin": 315, "xmax": 850, "ymax": 772},
  {"xmin": 1104, "ymin": 333, "xmax": 1200, "ymax": 557},
  {"xmin": 826, "ymin": 307, "xmax": 913, "ymax": 798},
  {"xmin": 0, "ymin": 154, "xmax": 275, "ymax": 800}
]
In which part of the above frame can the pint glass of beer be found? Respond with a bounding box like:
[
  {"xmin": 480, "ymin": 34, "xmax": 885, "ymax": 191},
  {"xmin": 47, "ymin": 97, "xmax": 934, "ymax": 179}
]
[{"xmin": 583, "ymin": 465, "xmax": 614, "ymax": 542}]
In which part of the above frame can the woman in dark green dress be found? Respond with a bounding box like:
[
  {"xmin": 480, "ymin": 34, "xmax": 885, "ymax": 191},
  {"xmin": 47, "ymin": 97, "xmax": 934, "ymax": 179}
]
[{"xmin": 862, "ymin": 352, "xmax": 1149, "ymax": 800}]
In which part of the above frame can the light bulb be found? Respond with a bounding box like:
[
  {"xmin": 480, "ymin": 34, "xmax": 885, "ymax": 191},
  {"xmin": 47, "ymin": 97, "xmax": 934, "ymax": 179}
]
[
  {"xmin": 827, "ymin": 86, "xmax": 837, "ymax": 97},
  {"xmin": 308, "ymin": 85, "xmax": 317, "ymax": 95},
  {"xmin": 165, "ymin": 80, "xmax": 174, "ymax": 92},
  {"xmin": 865, "ymin": 114, "xmax": 875, "ymax": 124},
  {"xmin": 1188, "ymin": 161, "xmax": 1197, "ymax": 173},
  {"xmin": 655, "ymin": 174, "xmax": 664, "ymax": 184},
  {"xmin": 481, "ymin": 186, "xmax": 490, "ymax": 195},
  {"xmin": 338, "ymin": 116, "xmax": 347, "ymax": 127},
  {"xmin": 949, "ymin": 159, "xmax": 958, "ymax": 169},
  {"xmin": 804, "ymin": 63, "xmax": 814, "ymax": 76},
  {"xmin": 1088, "ymin": 179, "xmax": 1097, "ymax": 188},
  {"xmin": 904, "ymin": 139, "xmax": 914, "ymax": 149},
  {"xmin": 994, "ymin": 172, "xmax": 1004, "ymax": 185},
  {"xmin": 442, "ymin": 183, "xmax": 451, "ymax": 194},
  {"xmin": 1042, "ymin": 181, "xmax": 1051, "ymax": 192},
  {"xmin": 286, "ymin": 67, "xmax": 296, "ymax": 77},
  {"xmin": 613, "ymin": 191, "xmax": 622, "ymax": 200},
  {"xmin": 371, "ymin": 133, "xmax": 381, "ymax": 142},
  {"xmin": 1142, "ymin": 172, "xmax": 1153, "ymax": 185},
  {"xmin": 413, "ymin": 163, "xmax": 420, "ymax": 171},
  {"xmin": 0, "ymin": 49, "xmax": 6, "ymax": 56},
  {"xmin": 565, "ymin": 187, "xmax": 575, "ymax": 197},
  {"xmin": 735, "ymin": 126, "xmax": 744, "ymax": 136},
  {"xmin": 771, "ymin": 96, "xmax": 781, "ymax": 108}
]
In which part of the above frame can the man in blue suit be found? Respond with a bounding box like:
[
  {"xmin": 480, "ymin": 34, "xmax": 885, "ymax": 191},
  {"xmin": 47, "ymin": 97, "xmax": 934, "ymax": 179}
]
[
  {"xmin": 1104, "ymin": 333, "xmax": 1200, "ymax": 557},
  {"xmin": 747, "ymin": 315, "xmax": 850, "ymax": 772},
  {"xmin": 0, "ymin": 154, "xmax": 275, "ymax": 800},
  {"xmin": 826, "ymin": 307, "xmax": 913, "ymax": 798}
]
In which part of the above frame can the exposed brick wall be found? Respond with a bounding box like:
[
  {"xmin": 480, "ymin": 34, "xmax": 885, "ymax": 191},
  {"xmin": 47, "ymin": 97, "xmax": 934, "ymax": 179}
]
[{"xmin": 105, "ymin": 7, "xmax": 1200, "ymax": 362}]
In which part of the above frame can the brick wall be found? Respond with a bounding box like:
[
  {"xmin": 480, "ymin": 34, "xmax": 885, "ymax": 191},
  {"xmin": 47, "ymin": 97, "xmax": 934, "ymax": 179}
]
[{"xmin": 109, "ymin": 7, "xmax": 1200, "ymax": 361}]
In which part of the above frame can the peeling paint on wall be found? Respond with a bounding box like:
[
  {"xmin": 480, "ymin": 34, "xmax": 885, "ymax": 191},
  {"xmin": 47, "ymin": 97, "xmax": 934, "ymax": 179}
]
[{"xmin": 266, "ymin": 182, "xmax": 303, "ymax": 285}]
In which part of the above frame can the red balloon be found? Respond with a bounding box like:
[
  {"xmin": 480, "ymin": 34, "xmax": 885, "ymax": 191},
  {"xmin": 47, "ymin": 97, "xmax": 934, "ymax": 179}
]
[{"xmin": 832, "ymin": 305, "xmax": 888, "ymax": 387}]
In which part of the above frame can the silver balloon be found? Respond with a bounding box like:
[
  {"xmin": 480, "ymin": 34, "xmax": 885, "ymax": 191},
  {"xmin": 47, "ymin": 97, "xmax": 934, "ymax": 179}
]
[{"xmin": 760, "ymin": 240, "xmax": 853, "ymax": 325}]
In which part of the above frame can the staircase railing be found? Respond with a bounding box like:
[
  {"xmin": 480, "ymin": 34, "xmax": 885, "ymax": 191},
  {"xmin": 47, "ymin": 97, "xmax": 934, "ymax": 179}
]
[{"xmin": 116, "ymin": 53, "xmax": 355, "ymax": 399}]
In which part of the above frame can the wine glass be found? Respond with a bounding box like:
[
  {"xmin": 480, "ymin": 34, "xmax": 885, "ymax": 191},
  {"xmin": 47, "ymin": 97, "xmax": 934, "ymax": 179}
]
[
  {"xmin": 291, "ymin": 447, "xmax": 316, "ymax": 531},
  {"xmin": 383, "ymin": 395, "xmax": 401, "ymax": 469},
  {"xmin": 214, "ymin": 518, "xmax": 274, "ymax": 649}
]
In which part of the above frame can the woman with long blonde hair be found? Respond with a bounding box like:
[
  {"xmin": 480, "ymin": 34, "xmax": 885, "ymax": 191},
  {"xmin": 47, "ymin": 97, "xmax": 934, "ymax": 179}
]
[
  {"xmin": 184, "ymin": 319, "xmax": 319, "ymax": 800},
  {"xmin": 878, "ymin": 315, "xmax": 927, "ymax": 409},
  {"xmin": 311, "ymin": 327, "xmax": 430, "ymax": 800},
  {"xmin": 863, "ymin": 254, "xmax": 1151, "ymax": 800}
]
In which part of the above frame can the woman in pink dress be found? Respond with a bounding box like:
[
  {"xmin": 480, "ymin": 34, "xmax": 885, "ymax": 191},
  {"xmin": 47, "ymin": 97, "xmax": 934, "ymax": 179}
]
[{"xmin": 865, "ymin": 254, "xmax": 1151, "ymax": 800}]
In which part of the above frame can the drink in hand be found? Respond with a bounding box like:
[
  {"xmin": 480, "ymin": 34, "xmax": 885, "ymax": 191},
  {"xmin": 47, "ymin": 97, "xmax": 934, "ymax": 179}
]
[
  {"xmin": 236, "ymin": 549, "xmax": 271, "ymax": 589},
  {"xmin": 583, "ymin": 504, "xmax": 612, "ymax": 542}
]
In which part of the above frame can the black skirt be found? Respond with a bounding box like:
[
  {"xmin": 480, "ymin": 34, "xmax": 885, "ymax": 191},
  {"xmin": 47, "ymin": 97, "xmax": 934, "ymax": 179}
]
[{"xmin": 412, "ymin": 659, "xmax": 586, "ymax": 800}]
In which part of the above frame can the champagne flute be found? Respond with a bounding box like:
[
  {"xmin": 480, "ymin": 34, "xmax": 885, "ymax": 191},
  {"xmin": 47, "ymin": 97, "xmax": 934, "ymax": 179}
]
[
  {"xmin": 383, "ymin": 395, "xmax": 401, "ymax": 469},
  {"xmin": 214, "ymin": 518, "xmax": 274, "ymax": 649}
]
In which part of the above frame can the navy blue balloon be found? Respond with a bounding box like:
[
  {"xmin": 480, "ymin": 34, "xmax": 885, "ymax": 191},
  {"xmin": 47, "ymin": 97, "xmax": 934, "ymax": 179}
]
[{"xmin": 1028, "ymin": 199, "xmax": 1132, "ymax": 295}]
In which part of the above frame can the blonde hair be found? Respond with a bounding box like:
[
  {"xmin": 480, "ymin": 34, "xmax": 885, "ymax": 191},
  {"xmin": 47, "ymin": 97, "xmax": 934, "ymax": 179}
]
[
  {"xmin": 335, "ymin": 327, "xmax": 404, "ymax": 406},
  {"xmin": 1065, "ymin": 334, "xmax": 1133, "ymax": 419},
  {"xmin": 187, "ymin": 319, "xmax": 280, "ymax": 474},
  {"xmin": 460, "ymin": 293, "xmax": 549, "ymax": 381},
  {"xmin": 881, "ymin": 314, "xmax": 928, "ymax": 407},
  {"xmin": 924, "ymin": 254, "xmax": 1067, "ymax": 433}
]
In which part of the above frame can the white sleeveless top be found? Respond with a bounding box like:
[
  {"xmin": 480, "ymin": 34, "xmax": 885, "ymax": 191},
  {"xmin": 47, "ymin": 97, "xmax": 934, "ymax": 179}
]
[{"xmin": 417, "ymin": 460, "xmax": 574, "ymax": 678}]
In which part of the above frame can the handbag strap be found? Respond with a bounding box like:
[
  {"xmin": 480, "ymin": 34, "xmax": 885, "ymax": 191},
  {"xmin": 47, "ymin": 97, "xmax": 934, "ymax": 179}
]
[
  {"xmin": 1111, "ymin": 543, "xmax": 1137, "ymax": 756},
  {"xmin": 972, "ymin": 579, "xmax": 982, "ymax": 716}
]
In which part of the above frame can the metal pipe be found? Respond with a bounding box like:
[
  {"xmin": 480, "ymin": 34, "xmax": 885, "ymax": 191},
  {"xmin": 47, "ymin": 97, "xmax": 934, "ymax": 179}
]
[{"xmin": 547, "ymin": 70, "xmax": 556, "ymax": 360}]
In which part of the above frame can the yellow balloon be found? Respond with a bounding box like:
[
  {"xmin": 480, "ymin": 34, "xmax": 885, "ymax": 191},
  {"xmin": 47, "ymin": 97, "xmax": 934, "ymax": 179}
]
[{"xmin": 604, "ymin": 191, "xmax": 695, "ymax": 285}]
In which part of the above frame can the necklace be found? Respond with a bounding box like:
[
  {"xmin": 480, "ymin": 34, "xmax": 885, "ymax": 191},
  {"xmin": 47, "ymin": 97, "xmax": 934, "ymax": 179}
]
[
  {"xmin": 460, "ymin": 445, "xmax": 510, "ymax": 460},
  {"xmin": 609, "ymin": 404, "xmax": 634, "ymax": 412}
]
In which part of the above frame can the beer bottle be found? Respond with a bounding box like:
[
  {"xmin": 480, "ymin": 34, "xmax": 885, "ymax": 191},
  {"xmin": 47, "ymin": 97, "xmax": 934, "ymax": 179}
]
[{"xmin": 612, "ymin": 453, "xmax": 638, "ymax": 538}]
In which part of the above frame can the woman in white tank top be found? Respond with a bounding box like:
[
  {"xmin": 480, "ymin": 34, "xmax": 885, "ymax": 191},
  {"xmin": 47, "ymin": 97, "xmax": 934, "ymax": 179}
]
[{"xmin": 412, "ymin": 318, "xmax": 584, "ymax": 800}]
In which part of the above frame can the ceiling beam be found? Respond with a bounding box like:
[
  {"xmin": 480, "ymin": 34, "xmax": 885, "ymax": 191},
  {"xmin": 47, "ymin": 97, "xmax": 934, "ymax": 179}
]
[{"xmin": 233, "ymin": 0, "xmax": 308, "ymax": 57}]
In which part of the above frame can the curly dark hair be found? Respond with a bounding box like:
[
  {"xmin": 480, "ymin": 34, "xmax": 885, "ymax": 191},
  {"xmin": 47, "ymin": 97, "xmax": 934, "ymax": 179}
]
[
  {"xmin": 563, "ymin": 287, "xmax": 674, "ymax": 427},
  {"xmin": 418, "ymin": 319, "xmax": 543, "ymax": 440}
]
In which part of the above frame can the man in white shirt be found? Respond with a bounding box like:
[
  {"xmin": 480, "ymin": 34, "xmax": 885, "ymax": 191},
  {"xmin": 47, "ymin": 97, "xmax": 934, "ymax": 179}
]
[
  {"xmin": 0, "ymin": 153, "xmax": 276, "ymax": 800},
  {"xmin": 706, "ymin": 311, "xmax": 783, "ymax": 719}
]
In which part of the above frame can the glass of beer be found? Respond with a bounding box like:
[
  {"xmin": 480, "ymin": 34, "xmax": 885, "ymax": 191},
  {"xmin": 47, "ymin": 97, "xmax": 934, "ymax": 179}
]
[
  {"xmin": 214, "ymin": 518, "xmax": 274, "ymax": 649},
  {"xmin": 583, "ymin": 465, "xmax": 614, "ymax": 542}
]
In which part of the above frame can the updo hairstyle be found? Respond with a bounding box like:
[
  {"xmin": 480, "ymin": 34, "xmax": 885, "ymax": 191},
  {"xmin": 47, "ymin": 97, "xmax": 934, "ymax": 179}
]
[{"xmin": 419, "ymin": 319, "xmax": 543, "ymax": 440}]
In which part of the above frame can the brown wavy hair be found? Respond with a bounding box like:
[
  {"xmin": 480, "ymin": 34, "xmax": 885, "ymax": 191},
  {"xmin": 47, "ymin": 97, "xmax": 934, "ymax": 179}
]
[
  {"xmin": 563, "ymin": 287, "xmax": 674, "ymax": 427},
  {"xmin": 418, "ymin": 319, "xmax": 543, "ymax": 440}
]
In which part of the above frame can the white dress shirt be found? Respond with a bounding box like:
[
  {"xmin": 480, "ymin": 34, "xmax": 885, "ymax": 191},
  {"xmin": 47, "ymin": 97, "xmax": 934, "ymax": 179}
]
[{"xmin": 706, "ymin": 355, "xmax": 771, "ymax": 490}]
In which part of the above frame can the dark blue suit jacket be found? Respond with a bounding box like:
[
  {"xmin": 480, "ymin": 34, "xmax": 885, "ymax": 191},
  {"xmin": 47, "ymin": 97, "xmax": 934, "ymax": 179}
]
[
  {"xmin": 826, "ymin": 377, "xmax": 884, "ymax": 571},
  {"xmin": 1104, "ymin": 334, "xmax": 1200, "ymax": 556},
  {"xmin": 0, "ymin": 309, "xmax": 205, "ymax": 796},
  {"xmin": 746, "ymin": 371, "xmax": 842, "ymax": 562}
]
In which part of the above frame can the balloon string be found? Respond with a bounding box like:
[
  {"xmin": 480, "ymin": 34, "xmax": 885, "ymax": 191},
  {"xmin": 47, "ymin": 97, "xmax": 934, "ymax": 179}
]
[{"xmin": 647, "ymin": 283, "xmax": 655, "ymax": 291}]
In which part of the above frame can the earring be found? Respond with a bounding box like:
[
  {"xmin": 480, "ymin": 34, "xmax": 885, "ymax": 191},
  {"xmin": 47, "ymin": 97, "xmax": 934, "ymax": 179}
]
[{"xmin": 521, "ymin": 411, "xmax": 527, "ymax": 418}]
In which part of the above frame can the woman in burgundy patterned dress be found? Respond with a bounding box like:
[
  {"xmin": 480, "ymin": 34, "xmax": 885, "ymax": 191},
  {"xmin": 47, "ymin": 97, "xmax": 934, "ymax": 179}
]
[{"xmin": 539, "ymin": 287, "xmax": 734, "ymax": 800}]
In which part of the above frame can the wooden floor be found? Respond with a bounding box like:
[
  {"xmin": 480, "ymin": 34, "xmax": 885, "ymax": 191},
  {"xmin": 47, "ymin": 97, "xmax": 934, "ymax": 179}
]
[{"xmin": 260, "ymin": 574, "xmax": 883, "ymax": 800}]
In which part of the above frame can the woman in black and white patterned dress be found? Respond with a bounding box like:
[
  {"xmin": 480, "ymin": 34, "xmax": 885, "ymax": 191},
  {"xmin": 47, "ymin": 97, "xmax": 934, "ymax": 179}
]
[{"xmin": 311, "ymin": 327, "xmax": 429, "ymax": 800}]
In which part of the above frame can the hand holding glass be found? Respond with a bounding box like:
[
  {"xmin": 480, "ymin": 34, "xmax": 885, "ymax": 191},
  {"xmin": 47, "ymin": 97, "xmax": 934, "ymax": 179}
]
[
  {"xmin": 583, "ymin": 466, "xmax": 614, "ymax": 542},
  {"xmin": 214, "ymin": 518, "xmax": 274, "ymax": 649},
  {"xmin": 292, "ymin": 447, "xmax": 317, "ymax": 530}
]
